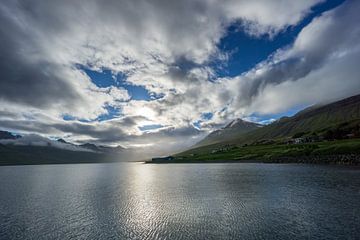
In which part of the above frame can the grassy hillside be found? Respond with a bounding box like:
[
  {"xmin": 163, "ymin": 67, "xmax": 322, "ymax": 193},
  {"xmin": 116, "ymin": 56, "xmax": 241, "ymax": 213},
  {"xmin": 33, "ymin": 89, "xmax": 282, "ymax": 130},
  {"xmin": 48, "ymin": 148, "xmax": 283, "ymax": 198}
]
[
  {"xmin": 188, "ymin": 94, "xmax": 360, "ymax": 151},
  {"xmin": 238, "ymin": 94, "xmax": 360, "ymax": 142},
  {"xmin": 194, "ymin": 119, "xmax": 262, "ymax": 147},
  {"xmin": 176, "ymin": 139, "xmax": 360, "ymax": 162},
  {"xmin": 170, "ymin": 94, "xmax": 360, "ymax": 164}
]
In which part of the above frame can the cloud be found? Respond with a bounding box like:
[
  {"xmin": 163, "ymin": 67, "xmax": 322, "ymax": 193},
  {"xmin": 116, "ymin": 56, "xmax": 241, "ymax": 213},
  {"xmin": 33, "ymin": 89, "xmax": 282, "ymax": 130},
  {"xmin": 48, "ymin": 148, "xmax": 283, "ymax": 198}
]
[
  {"xmin": 0, "ymin": 134, "xmax": 94, "ymax": 152},
  {"xmin": 0, "ymin": 113, "xmax": 205, "ymax": 154},
  {"xmin": 223, "ymin": 0, "xmax": 324, "ymax": 37},
  {"xmin": 234, "ymin": 0, "xmax": 360, "ymax": 115},
  {"xmin": 0, "ymin": 0, "xmax": 321, "ymax": 108},
  {"xmin": 2, "ymin": 0, "xmax": 359, "ymax": 154}
]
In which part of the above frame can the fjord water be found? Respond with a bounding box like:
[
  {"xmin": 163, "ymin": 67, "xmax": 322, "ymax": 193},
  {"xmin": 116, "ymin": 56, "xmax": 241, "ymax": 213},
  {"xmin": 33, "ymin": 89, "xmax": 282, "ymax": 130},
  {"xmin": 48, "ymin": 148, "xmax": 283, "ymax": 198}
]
[{"xmin": 0, "ymin": 163, "xmax": 359, "ymax": 239}]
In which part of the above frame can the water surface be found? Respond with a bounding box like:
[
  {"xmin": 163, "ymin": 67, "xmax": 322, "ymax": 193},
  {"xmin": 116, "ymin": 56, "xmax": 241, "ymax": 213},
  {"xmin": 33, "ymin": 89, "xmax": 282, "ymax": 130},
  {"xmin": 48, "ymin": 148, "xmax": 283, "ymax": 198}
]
[{"xmin": 0, "ymin": 163, "xmax": 359, "ymax": 239}]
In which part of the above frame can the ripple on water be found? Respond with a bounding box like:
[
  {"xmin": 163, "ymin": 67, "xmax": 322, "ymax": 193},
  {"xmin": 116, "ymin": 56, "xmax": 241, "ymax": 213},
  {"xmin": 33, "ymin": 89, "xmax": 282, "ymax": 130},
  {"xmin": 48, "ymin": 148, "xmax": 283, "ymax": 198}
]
[{"xmin": 0, "ymin": 163, "xmax": 359, "ymax": 239}]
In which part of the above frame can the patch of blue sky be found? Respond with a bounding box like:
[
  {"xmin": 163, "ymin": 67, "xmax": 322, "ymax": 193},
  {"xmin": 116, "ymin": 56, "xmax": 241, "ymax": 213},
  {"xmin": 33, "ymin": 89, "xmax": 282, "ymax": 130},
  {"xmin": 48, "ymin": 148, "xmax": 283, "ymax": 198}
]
[
  {"xmin": 250, "ymin": 104, "xmax": 311, "ymax": 125},
  {"xmin": 191, "ymin": 113, "xmax": 214, "ymax": 130},
  {"xmin": 192, "ymin": 120, "xmax": 202, "ymax": 130},
  {"xmin": 62, "ymin": 114, "xmax": 76, "ymax": 121},
  {"xmin": 62, "ymin": 105, "xmax": 121, "ymax": 122},
  {"xmin": 77, "ymin": 65, "xmax": 158, "ymax": 101},
  {"xmin": 138, "ymin": 124, "xmax": 163, "ymax": 131},
  {"xmin": 95, "ymin": 105, "xmax": 122, "ymax": 122},
  {"xmin": 201, "ymin": 112, "xmax": 213, "ymax": 120},
  {"xmin": 212, "ymin": 0, "xmax": 346, "ymax": 78},
  {"xmin": 66, "ymin": 65, "xmax": 167, "ymax": 122}
]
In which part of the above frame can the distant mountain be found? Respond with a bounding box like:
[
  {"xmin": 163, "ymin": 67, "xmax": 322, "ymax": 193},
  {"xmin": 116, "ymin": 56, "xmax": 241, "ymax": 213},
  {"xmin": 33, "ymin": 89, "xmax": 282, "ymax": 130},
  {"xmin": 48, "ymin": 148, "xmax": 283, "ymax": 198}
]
[
  {"xmin": 185, "ymin": 94, "xmax": 360, "ymax": 152},
  {"xmin": 194, "ymin": 119, "xmax": 262, "ymax": 147},
  {"xmin": 79, "ymin": 143, "xmax": 101, "ymax": 152},
  {"xmin": 80, "ymin": 143, "xmax": 125, "ymax": 154},
  {"xmin": 57, "ymin": 138, "xmax": 70, "ymax": 144},
  {"xmin": 0, "ymin": 144, "xmax": 107, "ymax": 165},
  {"xmin": 0, "ymin": 130, "xmax": 20, "ymax": 140},
  {"xmin": 0, "ymin": 134, "xmax": 130, "ymax": 165}
]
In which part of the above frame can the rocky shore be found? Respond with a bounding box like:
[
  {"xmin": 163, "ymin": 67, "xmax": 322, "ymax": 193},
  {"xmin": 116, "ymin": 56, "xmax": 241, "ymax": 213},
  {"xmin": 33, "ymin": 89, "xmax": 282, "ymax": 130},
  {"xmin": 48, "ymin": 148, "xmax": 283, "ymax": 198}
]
[{"xmin": 266, "ymin": 154, "xmax": 360, "ymax": 165}]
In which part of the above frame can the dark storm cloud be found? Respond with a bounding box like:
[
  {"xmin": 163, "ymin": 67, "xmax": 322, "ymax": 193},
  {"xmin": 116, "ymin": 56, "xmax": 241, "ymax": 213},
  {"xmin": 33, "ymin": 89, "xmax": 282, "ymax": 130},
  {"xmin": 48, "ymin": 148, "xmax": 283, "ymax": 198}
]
[{"xmin": 0, "ymin": 2, "xmax": 81, "ymax": 108}]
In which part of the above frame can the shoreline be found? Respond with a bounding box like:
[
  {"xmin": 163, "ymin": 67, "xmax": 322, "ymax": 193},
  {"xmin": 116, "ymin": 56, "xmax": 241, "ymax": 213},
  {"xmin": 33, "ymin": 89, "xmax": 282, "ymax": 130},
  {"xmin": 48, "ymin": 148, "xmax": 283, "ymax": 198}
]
[
  {"xmin": 0, "ymin": 154, "xmax": 359, "ymax": 166},
  {"xmin": 144, "ymin": 159, "xmax": 263, "ymax": 164},
  {"xmin": 145, "ymin": 154, "xmax": 360, "ymax": 165}
]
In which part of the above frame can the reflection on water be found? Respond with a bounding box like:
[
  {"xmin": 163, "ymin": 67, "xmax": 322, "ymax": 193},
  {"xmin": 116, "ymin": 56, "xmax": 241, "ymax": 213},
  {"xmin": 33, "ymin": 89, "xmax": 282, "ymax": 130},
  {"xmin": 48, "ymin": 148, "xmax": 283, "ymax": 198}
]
[{"xmin": 0, "ymin": 163, "xmax": 359, "ymax": 239}]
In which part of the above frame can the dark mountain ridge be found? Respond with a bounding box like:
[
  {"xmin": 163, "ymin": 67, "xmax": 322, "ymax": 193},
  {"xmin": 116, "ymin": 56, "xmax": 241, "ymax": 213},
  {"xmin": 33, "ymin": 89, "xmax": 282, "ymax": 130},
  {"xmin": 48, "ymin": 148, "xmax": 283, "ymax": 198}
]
[
  {"xmin": 0, "ymin": 130, "xmax": 20, "ymax": 140},
  {"xmin": 80, "ymin": 143, "xmax": 125, "ymax": 153},
  {"xmin": 0, "ymin": 132, "xmax": 129, "ymax": 165},
  {"xmin": 245, "ymin": 94, "xmax": 360, "ymax": 142},
  {"xmin": 194, "ymin": 119, "xmax": 262, "ymax": 147}
]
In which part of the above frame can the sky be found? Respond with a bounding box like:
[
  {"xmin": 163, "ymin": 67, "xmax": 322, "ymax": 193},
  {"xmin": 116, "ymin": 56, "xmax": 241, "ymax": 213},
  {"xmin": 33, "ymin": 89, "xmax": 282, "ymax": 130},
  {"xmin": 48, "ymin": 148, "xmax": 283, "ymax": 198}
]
[{"xmin": 0, "ymin": 0, "xmax": 360, "ymax": 154}]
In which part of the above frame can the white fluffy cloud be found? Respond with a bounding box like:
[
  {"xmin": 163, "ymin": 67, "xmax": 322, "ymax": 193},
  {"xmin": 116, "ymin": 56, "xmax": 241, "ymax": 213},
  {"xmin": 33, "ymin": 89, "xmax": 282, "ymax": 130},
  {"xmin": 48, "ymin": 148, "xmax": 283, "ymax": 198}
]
[{"xmin": 237, "ymin": 0, "xmax": 360, "ymax": 115}]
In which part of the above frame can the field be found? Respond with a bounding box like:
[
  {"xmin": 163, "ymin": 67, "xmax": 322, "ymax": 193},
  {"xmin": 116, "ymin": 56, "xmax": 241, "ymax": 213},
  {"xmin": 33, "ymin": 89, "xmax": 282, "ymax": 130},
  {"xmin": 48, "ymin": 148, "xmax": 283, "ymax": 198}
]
[{"xmin": 170, "ymin": 139, "xmax": 360, "ymax": 164}]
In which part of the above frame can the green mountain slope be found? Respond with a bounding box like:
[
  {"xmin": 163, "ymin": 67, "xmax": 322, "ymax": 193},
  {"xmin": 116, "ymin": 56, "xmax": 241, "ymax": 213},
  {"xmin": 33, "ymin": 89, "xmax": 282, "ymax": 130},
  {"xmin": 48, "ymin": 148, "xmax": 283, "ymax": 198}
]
[
  {"xmin": 194, "ymin": 119, "xmax": 262, "ymax": 147},
  {"xmin": 240, "ymin": 94, "xmax": 360, "ymax": 142},
  {"xmin": 183, "ymin": 94, "xmax": 360, "ymax": 154}
]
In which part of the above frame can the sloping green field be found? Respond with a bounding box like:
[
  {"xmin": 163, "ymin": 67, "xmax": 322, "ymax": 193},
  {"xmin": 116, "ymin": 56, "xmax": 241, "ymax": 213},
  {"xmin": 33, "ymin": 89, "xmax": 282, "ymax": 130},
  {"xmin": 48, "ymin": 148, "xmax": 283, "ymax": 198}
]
[{"xmin": 174, "ymin": 139, "xmax": 360, "ymax": 163}]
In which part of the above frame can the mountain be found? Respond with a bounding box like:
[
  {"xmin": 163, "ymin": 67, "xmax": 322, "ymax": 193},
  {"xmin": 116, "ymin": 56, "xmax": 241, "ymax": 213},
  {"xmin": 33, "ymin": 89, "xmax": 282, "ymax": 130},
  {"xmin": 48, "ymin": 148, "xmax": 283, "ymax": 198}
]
[
  {"xmin": 0, "ymin": 130, "xmax": 20, "ymax": 140},
  {"xmin": 0, "ymin": 134, "xmax": 130, "ymax": 165},
  {"xmin": 0, "ymin": 144, "xmax": 108, "ymax": 165},
  {"xmin": 186, "ymin": 94, "xmax": 360, "ymax": 152},
  {"xmin": 194, "ymin": 119, "xmax": 262, "ymax": 147},
  {"xmin": 236, "ymin": 94, "xmax": 360, "ymax": 143},
  {"xmin": 80, "ymin": 143, "xmax": 125, "ymax": 154},
  {"xmin": 57, "ymin": 138, "xmax": 70, "ymax": 144}
]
